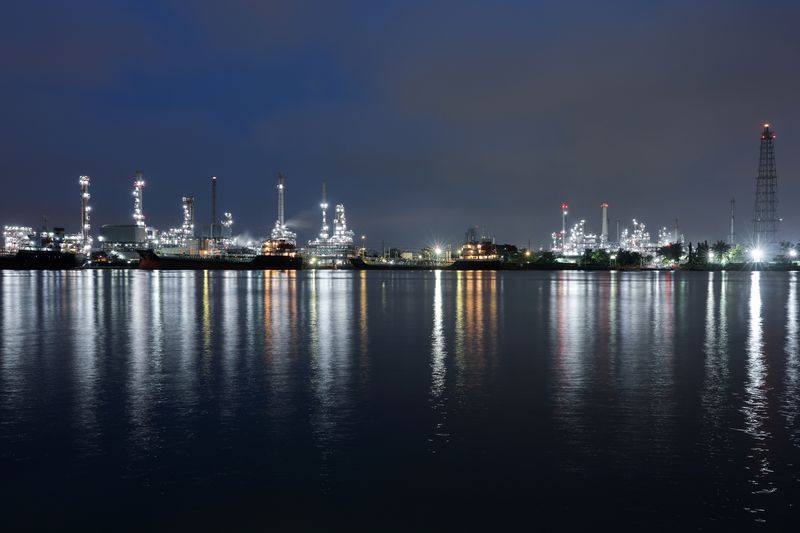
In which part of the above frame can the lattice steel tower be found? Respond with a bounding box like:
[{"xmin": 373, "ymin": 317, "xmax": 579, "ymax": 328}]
[{"xmin": 753, "ymin": 123, "xmax": 779, "ymax": 251}]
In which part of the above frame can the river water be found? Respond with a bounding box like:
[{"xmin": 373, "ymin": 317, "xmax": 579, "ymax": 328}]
[{"xmin": 1, "ymin": 270, "xmax": 798, "ymax": 530}]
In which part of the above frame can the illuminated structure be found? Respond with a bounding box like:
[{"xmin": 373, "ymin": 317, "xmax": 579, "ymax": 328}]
[
  {"xmin": 619, "ymin": 219, "xmax": 652, "ymax": 253},
  {"xmin": 222, "ymin": 212, "xmax": 233, "ymax": 235},
  {"xmin": 460, "ymin": 241, "xmax": 498, "ymax": 260},
  {"xmin": 269, "ymin": 173, "xmax": 296, "ymax": 246},
  {"xmin": 331, "ymin": 204, "xmax": 354, "ymax": 245},
  {"xmin": 132, "ymin": 170, "xmax": 145, "ymax": 228},
  {"xmin": 160, "ymin": 196, "xmax": 201, "ymax": 250},
  {"xmin": 729, "ymin": 198, "xmax": 735, "ymax": 245},
  {"xmin": 753, "ymin": 123, "xmax": 778, "ymax": 254},
  {"xmin": 182, "ymin": 196, "xmax": 195, "ymax": 241},
  {"xmin": 560, "ymin": 203, "xmax": 569, "ymax": 252},
  {"xmin": 600, "ymin": 203, "xmax": 609, "ymax": 247},
  {"xmin": 657, "ymin": 226, "xmax": 673, "ymax": 247},
  {"xmin": 1, "ymin": 226, "xmax": 34, "ymax": 252},
  {"xmin": 211, "ymin": 176, "xmax": 217, "ymax": 228},
  {"xmin": 551, "ymin": 218, "xmax": 600, "ymax": 256},
  {"xmin": 304, "ymin": 183, "xmax": 356, "ymax": 264},
  {"xmin": 79, "ymin": 175, "xmax": 91, "ymax": 253},
  {"xmin": 319, "ymin": 182, "xmax": 329, "ymax": 241}
]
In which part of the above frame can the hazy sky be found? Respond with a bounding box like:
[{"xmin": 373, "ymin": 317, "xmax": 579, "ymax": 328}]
[{"xmin": 1, "ymin": 0, "xmax": 799, "ymax": 249}]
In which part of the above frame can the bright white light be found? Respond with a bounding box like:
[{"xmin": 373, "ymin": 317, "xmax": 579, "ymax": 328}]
[
  {"xmin": 751, "ymin": 248, "xmax": 764, "ymax": 262},
  {"xmin": 790, "ymin": 249, "xmax": 798, "ymax": 258},
  {"xmin": 708, "ymin": 251, "xmax": 715, "ymax": 262},
  {"xmin": 434, "ymin": 247, "xmax": 442, "ymax": 255}
]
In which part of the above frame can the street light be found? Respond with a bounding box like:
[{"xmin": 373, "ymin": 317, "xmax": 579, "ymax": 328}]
[{"xmin": 751, "ymin": 248, "xmax": 764, "ymax": 262}]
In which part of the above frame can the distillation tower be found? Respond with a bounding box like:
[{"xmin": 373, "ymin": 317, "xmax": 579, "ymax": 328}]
[
  {"xmin": 133, "ymin": 170, "xmax": 146, "ymax": 228},
  {"xmin": 269, "ymin": 173, "xmax": 296, "ymax": 246},
  {"xmin": 211, "ymin": 176, "xmax": 217, "ymax": 227},
  {"xmin": 600, "ymin": 202, "xmax": 609, "ymax": 247},
  {"xmin": 182, "ymin": 196, "xmax": 195, "ymax": 246},
  {"xmin": 753, "ymin": 123, "xmax": 779, "ymax": 253},
  {"xmin": 79, "ymin": 175, "xmax": 91, "ymax": 253},
  {"xmin": 319, "ymin": 182, "xmax": 329, "ymax": 241},
  {"xmin": 305, "ymin": 182, "xmax": 356, "ymax": 263}
]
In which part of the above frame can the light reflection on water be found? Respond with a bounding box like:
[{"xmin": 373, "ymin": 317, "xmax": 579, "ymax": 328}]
[
  {"xmin": 743, "ymin": 271, "xmax": 774, "ymax": 519},
  {"xmin": 429, "ymin": 270, "xmax": 448, "ymax": 451},
  {"xmin": 1, "ymin": 269, "xmax": 799, "ymax": 528},
  {"xmin": 782, "ymin": 272, "xmax": 799, "ymax": 447}
]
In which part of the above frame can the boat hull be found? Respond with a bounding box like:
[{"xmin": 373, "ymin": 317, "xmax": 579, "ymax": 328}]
[
  {"xmin": 138, "ymin": 250, "xmax": 303, "ymax": 270},
  {"xmin": 446, "ymin": 259, "xmax": 505, "ymax": 270},
  {"xmin": 350, "ymin": 257, "xmax": 454, "ymax": 270},
  {"xmin": 0, "ymin": 250, "xmax": 80, "ymax": 270}
]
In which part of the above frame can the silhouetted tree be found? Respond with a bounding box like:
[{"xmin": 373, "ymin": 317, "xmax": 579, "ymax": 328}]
[
  {"xmin": 657, "ymin": 242, "xmax": 683, "ymax": 263},
  {"xmin": 711, "ymin": 240, "xmax": 730, "ymax": 260},
  {"xmin": 616, "ymin": 250, "xmax": 642, "ymax": 267},
  {"xmin": 535, "ymin": 251, "xmax": 556, "ymax": 264},
  {"xmin": 728, "ymin": 244, "xmax": 746, "ymax": 263}
]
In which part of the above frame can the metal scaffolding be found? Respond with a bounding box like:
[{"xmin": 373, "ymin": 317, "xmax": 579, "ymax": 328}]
[{"xmin": 753, "ymin": 124, "xmax": 779, "ymax": 252}]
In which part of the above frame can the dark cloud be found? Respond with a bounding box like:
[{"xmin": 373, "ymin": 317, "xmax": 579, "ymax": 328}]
[{"xmin": 1, "ymin": 0, "xmax": 799, "ymax": 248}]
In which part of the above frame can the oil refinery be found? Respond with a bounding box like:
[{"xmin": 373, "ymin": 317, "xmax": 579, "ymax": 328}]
[{"xmin": 0, "ymin": 123, "xmax": 797, "ymax": 270}]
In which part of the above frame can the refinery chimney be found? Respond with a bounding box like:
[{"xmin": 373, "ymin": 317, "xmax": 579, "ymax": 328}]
[
  {"xmin": 320, "ymin": 181, "xmax": 329, "ymax": 240},
  {"xmin": 600, "ymin": 203, "xmax": 609, "ymax": 245},
  {"xmin": 211, "ymin": 176, "xmax": 217, "ymax": 226},
  {"xmin": 182, "ymin": 196, "xmax": 195, "ymax": 244},
  {"xmin": 133, "ymin": 170, "xmax": 145, "ymax": 228},
  {"xmin": 277, "ymin": 173, "xmax": 285, "ymax": 227},
  {"xmin": 79, "ymin": 175, "xmax": 91, "ymax": 253}
]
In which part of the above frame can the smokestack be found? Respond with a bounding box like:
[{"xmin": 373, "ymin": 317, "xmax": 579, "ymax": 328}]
[
  {"xmin": 133, "ymin": 170, "xmax": 145, "ymax": 228},
  {"xmin": 600, "ymin": 202, "xmax": 609, "ymax": 243},
  {"xmin": 277, "ymin": 172, "xmax": 285, "ymax": 227},
  {"xmin": 729, "ymin": 198, "xmax": 735, "ymax": 245},
  {"xmin": 79, "ymin": 175, "xmax": 90, "ymax": 252},
  {"xmin": 211, "ymin": 176, "xmax": 217, "ymax": 225},
  {"xmin": 319, "ymin": 181, "xmax": 329, "ymax": 240}
]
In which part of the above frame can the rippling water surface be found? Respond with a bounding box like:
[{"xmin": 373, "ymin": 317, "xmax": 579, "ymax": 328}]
[{"xmin": 1, "ymin": 270, "xmax": 799, "ymax": 529}]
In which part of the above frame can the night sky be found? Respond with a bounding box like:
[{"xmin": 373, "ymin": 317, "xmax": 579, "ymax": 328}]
[{"xmin": 2, "ymin": 0, "xmax": 799, "ymax": 249}]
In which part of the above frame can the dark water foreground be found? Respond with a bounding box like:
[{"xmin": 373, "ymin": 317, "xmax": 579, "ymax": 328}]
[{"xmin": 1, "ymin": 270, "xmax": 798, "ymax": 530}]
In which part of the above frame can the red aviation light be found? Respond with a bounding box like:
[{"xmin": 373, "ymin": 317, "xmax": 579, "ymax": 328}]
[
  {"xmin": 600, "ymin": 202, "xmax": 609, "ymax": 208},
  {"xmin": 560, "ymin": 203, "xmax": 569, "ymax": 210}
]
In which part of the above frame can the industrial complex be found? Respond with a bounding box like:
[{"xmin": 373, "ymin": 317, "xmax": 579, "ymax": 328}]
[{"xmin": 0, "ymin": 123, "xmax": 795, "ymax": 270}]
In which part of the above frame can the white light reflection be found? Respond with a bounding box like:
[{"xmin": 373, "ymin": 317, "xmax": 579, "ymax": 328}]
[
  {"xmin": 264, "ymin": 270, "xmax": 298, "ymax": 435},
  {"xmin": 700, "ymin": 272, "xmax": 730, "ymax": 459},
  {"xmin": 429, "ymin": 270, "xmax": 449, "ymax": 452},
  {"xmin": 128, "ymin": 270, "xmax": 156, "ymax": 451},
  {"xmin": 71, "ymin": 270, "xmax": 101, "ymax": 456},
  {"xmin": 221, "ymin": 271, "xmax": 240, "ymax": 420},
  {"xmin": 358, "ymin": 270, "xmax": 369, "ymax": 382},
  {"xmin": 742, "ymin": 272, "xmax": 775, "ymax": 517},
  {"xmin": 551, "ymin": 272, "xmax": 596, "ymax": 454},
  {"xmin": 782, "ymin": 272, "xmax": 799, "ymax": 447},
  {"xmin": 309, "ymin": 271, "xmax": 354, "ymax": 491},
  {"xmin": 0, "ymin": 271, "xmax": 30, "ymax": 420}
]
